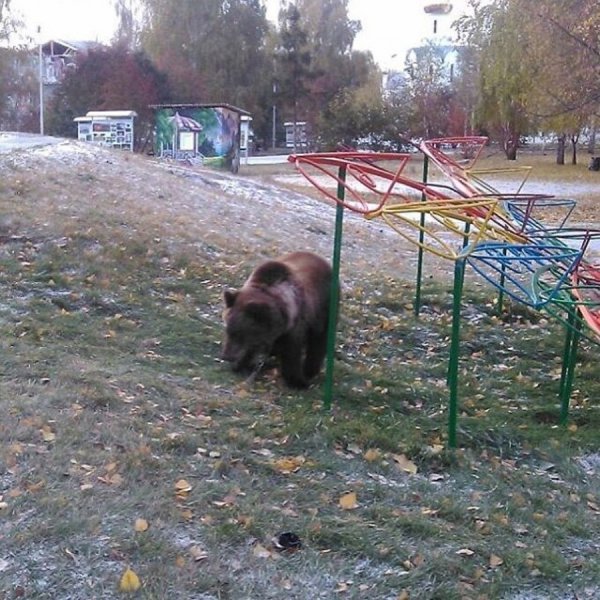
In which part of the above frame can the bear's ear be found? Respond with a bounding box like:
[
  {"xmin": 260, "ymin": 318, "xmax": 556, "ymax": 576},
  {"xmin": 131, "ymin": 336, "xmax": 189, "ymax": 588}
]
[
  {"xmin": 223, "ymin": 289, "xmax": 238, "ymax": 308},
  {"xmin": 245, "ymin": 302, "xmax": 272, "ymax": 325}
]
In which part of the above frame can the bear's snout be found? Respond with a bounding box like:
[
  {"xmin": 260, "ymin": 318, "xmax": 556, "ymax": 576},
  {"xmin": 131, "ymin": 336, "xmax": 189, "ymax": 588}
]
[{"xmin": 221, "ymin": 339, "xmax": 267, "ymax": 373}]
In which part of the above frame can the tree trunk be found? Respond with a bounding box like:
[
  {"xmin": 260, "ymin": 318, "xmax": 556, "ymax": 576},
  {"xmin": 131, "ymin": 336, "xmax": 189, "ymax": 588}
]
[
  {"xmin": 556, "ymin": 133, "xmax": 566, "ymax": 165},
  {"xmin": 504, "ymin": 131, "xmax": 519, "ymax": 160},
  {"xmin": 587, "ymin": 115, "xmax": 596, "ymax": 154},
  {"xmin": 571, "ymin": 134, "xmax": 579, "ymax": 165}
]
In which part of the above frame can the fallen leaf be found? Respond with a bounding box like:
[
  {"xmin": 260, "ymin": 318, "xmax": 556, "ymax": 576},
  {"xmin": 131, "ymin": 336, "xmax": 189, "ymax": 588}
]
[
  {"xmin": 364, "ymin": 448, "xmax": 381, "ymax": 462},
  {"xmin": 392, "ymin": 454, "xmax": 418, "ymax": 475},
  {"xmin": 397, "ymin": 591, "xmax": 410, "ymax": 600},
  {"xmin": 252, "ymin": 543, "xmax": 272, "ymax": 558},
  {"xmin": 489, "ymin": 554, "xmax": 504, "ymax": 568},
  {"xmin": 335, "ymin": 581, "xmax": 351, "ymax": 593},
  {"xmin": 175, "ymin": 555, "xmax": 186, "ymax": 568},
  {"xmin": 179, "ymin": 508, "xmax": 194, "ymax": 521},
  {"xmin": 347, "ymin": 442, "xmax": 361, "ymax": 455},
  {"xmin": 40, "ymin": 425, "xmax": 56, "ymax": 442},
  {"xmin": 338, "ymin": 491, "xmax": 358, "ymax": 510},
  {"xmin": 456, "ymin": 548, "xmax": 475, "ymax": 556},
  {"xmin": 26, "ymin": 480, "xmax": 45, "ymax": 493},
  {"xmin": 175, "ymin": 479, "xmax": 192, "ymax": 493},
  {"xmin": 134, "ymin": 518, "xmax": 149, "ymax": 532},
  {"xmin": 189, "ymin": 546, "xmax": 208, "ymax": 561},
  {"xmin": 427, "ymin": 444, "xmax": 444, "ymax": 456},
  {"xmin": 272, "ymin": 456, "xmax": 305, "ymax": 474},
  {"xmin": 119, "ymin": 567, "xmax": 141, "ymax": 592}
]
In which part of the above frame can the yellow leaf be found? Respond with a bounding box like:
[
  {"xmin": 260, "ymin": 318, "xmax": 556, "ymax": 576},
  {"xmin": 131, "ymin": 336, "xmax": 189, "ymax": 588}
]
[
  {"xmin": 134, "ymin": 518, "xmax": 149, "ymax": 532},
  {"xmin": 339, "ymin": 491, "xmax": 358, "ymax": 510},
  {"xmin": 175, "ymin": 479, "xmax": 192, "ymax": 493},
  {"xmin": 364, "ymin": 448, "xmax": 381, "ymax": 462},
  {"xmin": 392, "ymin": 454, "xmax": 418, "ymax": 475},
  {"xmin": 189, "ymin": 546, "xmax": 208, "ymax": 561},
  {"xmin": 41, "ymin": 425, "xmax": 56, "ymax": 442},
  {"xmin": 489, "ymin": 554, "xmax": 504, "ymax": 568},
  {"xmin": 398, "ymin": 591, "xmax": 410, "ymax": 600},
  {"xmin": 175, "ymin": 555, "xmax": 186, "ymax": 568},
  {"xmin": 427, "ymin": 444, "xmax": 444, "ymax": 456},
  {"xmin": 179, "ymin": 508, "xmax": 194, "ymax": 521},
  {"xmin": 272, "ymin": 456, "xmax": 305, "ymax": 474},
  {"xmin": 119, "ymin": 567, "xmax": 141, "ymax": 592}
]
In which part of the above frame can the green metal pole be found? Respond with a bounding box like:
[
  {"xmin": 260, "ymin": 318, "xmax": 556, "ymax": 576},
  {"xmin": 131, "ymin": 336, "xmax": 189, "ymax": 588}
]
[
  {"xmin": 497, "ymin": 247, "xmax": 507, "ymax": 315},
  {"xmin": 559, "ymin": 307, "xmax": 582, "ymax": 425},
  {"xmin": 447, "ymin": 258, "xmax": 466, "ymax": 448},
  {"xmin": 558, "ymin": 309, "xmax": 575, "ymax": 403},
  {"xmin": 323, "ymin": 166, "xmax": 346, "ymax": 410},
  {"xmin": 414, "ymin": 155, "xmax": 429, "ymax": 318}
]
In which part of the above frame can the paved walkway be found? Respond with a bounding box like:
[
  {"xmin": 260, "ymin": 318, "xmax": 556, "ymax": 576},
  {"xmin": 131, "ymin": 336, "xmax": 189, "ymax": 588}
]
[{"xmin": 0, "ymin": 132, "xmax": 62, "ymax": 153}]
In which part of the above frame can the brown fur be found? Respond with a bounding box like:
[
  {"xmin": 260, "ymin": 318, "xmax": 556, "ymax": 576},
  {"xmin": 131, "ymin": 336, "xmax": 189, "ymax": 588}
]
[{"xmin": 221, "ymin": 251, "xmax": 335, "ymax": 388}]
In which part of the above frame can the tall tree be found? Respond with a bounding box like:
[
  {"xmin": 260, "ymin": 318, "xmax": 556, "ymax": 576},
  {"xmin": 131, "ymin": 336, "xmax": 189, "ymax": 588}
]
[
  {"xmin": 296, "ymin": 0, "xmax": 361, "ymax": 107},
  {"xmin": 457, "ymin": 0, "xmax": 599, "ymax": 161},
  {"xmin": 0, "ymin": 1, "xmax": 37, "ymax": 131},
  {"xmin": 404, "ymin": 43, "xmax": 456, "ymax": 140},
  {"xmin": 275, "ymin": 1, "xmax": 313, "ymax": 148},
  {"xmin": 516, "ymin": 0, "xmax": 599, "ymax": 164},
  {"xmin": 471, "ymin": 0, "xmax": 533, "ymax": 159},
  {"xmin": 46, "ymin": 46, "xmax": 170, "ymax": 148},
  {"xmin": 134, "ymin": 0, "xmax": 272, "ymax": 138}
]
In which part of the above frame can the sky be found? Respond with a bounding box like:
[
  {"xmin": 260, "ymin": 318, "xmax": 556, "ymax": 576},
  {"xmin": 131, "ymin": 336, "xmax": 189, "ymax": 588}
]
[{"xmin": 9, "ymin": 0, "xmax": 472, "ymax": 70}]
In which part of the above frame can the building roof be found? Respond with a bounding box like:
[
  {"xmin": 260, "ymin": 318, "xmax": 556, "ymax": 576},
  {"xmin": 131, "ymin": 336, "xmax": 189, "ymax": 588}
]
[
  {"xmin": 149, "ymin": 103, "xmax": 252, "ymax": 116},
  {"xmin": 42, "ymin": 39, "xmax": 102, "ymax": 55},
  {"xmin": 74, "ymin": 110, "xmax": 137, "ymax": 122}
]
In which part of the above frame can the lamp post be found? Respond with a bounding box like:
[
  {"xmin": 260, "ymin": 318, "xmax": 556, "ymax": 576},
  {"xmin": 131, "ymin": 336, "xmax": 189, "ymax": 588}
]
[
  {"xmin": 271, "ymin": 81, "xmax": 277, "ymax": 150},
  {"xmin": 38, "ymin": 26, "xmax": 44, "ymax": 135}
]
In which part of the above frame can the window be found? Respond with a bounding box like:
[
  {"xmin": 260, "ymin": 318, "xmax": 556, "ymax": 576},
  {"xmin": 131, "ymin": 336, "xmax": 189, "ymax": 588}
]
[{"xmin": 179, "ymin": 131, "xmax": 195, "ymax": 151}]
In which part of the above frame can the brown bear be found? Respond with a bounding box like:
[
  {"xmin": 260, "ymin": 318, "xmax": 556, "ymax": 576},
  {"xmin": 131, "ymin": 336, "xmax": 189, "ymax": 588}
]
[{"xmin": 221, "ymin": 251, "xmax": 336, "ymax": 388}]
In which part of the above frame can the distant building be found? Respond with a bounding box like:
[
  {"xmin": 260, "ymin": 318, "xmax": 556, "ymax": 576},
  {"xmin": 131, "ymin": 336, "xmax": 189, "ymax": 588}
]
[
  {"xmin": 284, "ymin": 121, "xmax": 308, "ymax": 149},
  {"xmin": 385, "ymin": 2, "xmax": 463, "ymax": 94},
  {"xmin": 41, "ymin": 39, "xmax": 102, "ymax": 99},
  {"xmin": 422, "ymin": 2, "xmax": 456, "ymax": 44},
  {"xmin": 74, "ymin": 110, "xmax": 137, "ymax": 151},
  {"xmin": 151, "ymin": 103, "xmax": 251, "ymax": 173},
  {"xmin": 406, "ymin": 2, "xmax": 459, "ymax": 82}
]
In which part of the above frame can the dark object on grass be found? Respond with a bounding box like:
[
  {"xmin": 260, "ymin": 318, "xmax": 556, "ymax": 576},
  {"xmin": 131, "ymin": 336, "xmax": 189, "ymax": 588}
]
[{"xmin": 273, "ymin": 531, "xmax": 302, "ymax": 552}]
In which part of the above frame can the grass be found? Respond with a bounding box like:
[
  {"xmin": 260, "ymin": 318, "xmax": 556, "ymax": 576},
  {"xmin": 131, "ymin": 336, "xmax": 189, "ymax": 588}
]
[{"xmin": 0, "ymin": 142, "xmax": 599, "ymax": 599}]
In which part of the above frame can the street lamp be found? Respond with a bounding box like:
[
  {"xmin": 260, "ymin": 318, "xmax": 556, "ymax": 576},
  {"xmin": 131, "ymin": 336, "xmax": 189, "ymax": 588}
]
[
  {"xmin": 38, "ymin": 26, "xmax": 44, "ymax": 135},
  {"xmin": 271, "ymin": 81, "xmax": 277, "ymax": 150}
]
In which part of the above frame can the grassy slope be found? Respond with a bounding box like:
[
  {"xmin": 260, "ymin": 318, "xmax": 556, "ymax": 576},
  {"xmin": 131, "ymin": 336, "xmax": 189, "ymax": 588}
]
[{"xmin": 0, "ymin": 142, "xmax": 599, "ymax": 599}]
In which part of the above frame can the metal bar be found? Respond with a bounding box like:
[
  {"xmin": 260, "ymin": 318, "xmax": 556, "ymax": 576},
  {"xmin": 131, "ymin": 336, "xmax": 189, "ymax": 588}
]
[
  {"xmin": 447, "ymin": 258, "xmax": 466, "ymax": 448},
  {"xmin": 323, "ymin": 166, "xmax": 346, "ymax": 410},
  {"xmin": 560, "ymin": 307, "xmax": 582, "ymax": 424},
  {"xmin": 414, "ymin": 155, "xmax": 429, "ymax": 318},
  {"xmin": 497, "ymin": 245, "xmax": 507, "ymax": 314}
]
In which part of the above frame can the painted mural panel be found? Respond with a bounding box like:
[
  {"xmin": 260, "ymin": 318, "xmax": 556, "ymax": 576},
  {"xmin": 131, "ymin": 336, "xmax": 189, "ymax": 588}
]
[{"xmin": 154, "ymin": 105, "xmax": 240, "ymax": 170}]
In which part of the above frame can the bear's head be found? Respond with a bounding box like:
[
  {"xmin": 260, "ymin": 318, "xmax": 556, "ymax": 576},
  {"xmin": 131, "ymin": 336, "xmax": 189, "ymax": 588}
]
[{"xmin": 221, "ymin": 287, "xmax": 287, "ymax": 373}]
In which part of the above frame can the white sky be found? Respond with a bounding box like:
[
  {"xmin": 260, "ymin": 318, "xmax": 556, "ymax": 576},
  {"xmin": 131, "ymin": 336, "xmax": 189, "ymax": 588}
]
[{"xmin": 9, "ymin": 0, "xmax": 471, "ymax": 70}]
